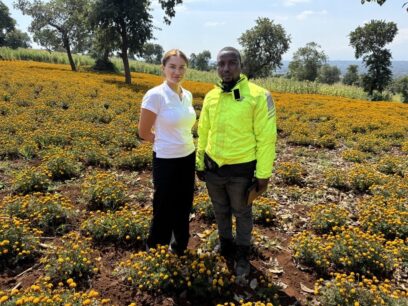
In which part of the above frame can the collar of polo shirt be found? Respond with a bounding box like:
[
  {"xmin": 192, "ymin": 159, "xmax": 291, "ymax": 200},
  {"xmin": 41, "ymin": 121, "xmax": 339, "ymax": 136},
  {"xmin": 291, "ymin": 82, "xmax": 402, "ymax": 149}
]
[{"xmin": 163, "ymin": 81, "xmax": 184, "ymax": 100}]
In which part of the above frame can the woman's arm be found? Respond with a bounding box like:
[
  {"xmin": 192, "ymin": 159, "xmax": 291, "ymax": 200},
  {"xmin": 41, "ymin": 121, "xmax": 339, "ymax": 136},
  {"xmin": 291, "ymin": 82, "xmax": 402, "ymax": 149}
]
[{"xmin": 138, "ymin": 108, "xmax": 157, "ymax": 143}]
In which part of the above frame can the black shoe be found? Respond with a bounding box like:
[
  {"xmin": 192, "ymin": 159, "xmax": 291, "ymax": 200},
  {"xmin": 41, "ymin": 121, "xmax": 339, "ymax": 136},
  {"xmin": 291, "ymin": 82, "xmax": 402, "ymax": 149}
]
[
  {"xmin": 235, "ymin": 245, "xmax": 250, "ymax": 277},
  {"xmin": 170, "ymin": 242, "xmax": 186, "ymax": 256}
]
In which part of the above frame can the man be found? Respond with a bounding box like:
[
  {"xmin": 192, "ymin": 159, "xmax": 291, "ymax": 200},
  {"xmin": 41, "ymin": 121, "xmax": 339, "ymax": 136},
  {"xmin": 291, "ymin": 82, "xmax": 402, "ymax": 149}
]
[{"xmin": 196, "ymin": 47, "xmax": 277, "ymax": 277}]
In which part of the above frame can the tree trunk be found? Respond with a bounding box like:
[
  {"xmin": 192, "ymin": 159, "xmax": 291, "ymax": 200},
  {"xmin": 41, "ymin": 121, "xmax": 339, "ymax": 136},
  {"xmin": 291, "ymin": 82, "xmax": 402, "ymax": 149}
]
[
  {"xmin": 63, "ymin": 35, "xmax": 76, "ymax": 72},
  {"xmin": 120, "ymin": 25, "xmax": 131, "ymax": 84},
  {"xmin": 122, "ymin": 47, "xmax": 131, "ymax": 84},
  {"xmin": 103, "ymin": 48, "xmax": 110, "ymax": 62}
]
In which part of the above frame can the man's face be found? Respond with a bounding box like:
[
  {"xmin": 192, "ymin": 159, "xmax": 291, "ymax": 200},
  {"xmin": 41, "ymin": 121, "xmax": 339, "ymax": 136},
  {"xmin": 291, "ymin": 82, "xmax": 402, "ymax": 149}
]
[{"xmin": 217, "ymin": 51, "xmax": 241, "ymax": 83}]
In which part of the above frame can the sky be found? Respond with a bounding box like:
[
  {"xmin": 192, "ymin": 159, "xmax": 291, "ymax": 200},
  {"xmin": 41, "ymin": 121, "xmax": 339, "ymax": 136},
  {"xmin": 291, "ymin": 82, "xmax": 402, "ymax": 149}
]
[{"xmin": 3, "ymin": 0, "xmax": 408, "ymax": 61}]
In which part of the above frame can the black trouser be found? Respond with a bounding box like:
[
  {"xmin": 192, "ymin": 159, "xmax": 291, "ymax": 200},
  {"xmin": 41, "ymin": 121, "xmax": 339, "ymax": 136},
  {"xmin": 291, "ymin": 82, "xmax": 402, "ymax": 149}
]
[{"xmin": 147, "ymin": 151, "xmax": 195, "ymax": 254}]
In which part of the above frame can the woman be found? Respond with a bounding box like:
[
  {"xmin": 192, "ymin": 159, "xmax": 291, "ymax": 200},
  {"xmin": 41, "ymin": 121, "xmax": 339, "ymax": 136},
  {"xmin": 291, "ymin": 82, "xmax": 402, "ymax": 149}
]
[{"xmin": 138, "ymin": 49, "xmax": 196, "ymax": 255}]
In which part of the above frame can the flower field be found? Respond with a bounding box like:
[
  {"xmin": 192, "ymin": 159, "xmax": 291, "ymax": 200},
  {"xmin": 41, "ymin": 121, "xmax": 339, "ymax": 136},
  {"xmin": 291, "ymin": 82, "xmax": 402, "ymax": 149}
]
[{"xmin": 0, "ymin": 60, "xmax": 407, "ymax": 305}]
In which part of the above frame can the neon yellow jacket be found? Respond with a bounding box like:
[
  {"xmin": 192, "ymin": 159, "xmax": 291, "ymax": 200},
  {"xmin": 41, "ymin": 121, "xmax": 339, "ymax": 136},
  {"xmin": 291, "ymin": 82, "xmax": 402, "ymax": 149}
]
[{"xmin": 196, "ymin": 75, "xmax": 277, "ymax": 179}]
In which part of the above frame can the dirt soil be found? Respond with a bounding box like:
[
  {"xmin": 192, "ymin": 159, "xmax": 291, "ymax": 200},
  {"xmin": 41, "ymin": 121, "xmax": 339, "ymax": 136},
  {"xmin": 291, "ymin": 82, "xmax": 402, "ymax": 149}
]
[{"xmin": 0, "ymin": 145, "xmax": 334, "ymax": 305}]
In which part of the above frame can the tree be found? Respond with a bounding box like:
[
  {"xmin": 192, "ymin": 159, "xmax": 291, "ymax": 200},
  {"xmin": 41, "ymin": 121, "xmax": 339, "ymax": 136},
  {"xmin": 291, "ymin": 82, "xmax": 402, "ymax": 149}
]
[
  {"xmin": 342, "ymin": 65, "xmax": 360, "ymax": 86},
  {"xmin": 141, "ymin": 43, "xmax": 164, "ymax": 65},
  {"xmin": 189, "ymin": 50, "xmax": 211, "ymax": 71},
  {"xmin": 288, "ymin": 42, "xmax": 327, "ymax": 82},
  {"xmin": 15, "ymin": 0, "xmax": 92, "ymax": 71},
  {"xmin": 389, "ymin": 76, "xmax": 408, "ymax": 103},
  {"xmin": 4, "ymin": 29, "xmax": 30, "ymax": 48},
  {"xmin": 32, "ymin": 28, "xmax": 65, "ymax": 52},
  {"xmin": 317, "ymin": 64, "xmax": 341, "ymax": 84},
  {"xmin": 397, "ymin": 77, "xmax": 408, "ymax": 103},
  {"xmin": 238, "ymin": 17, "xmax": 290, "ymax": 79},
  {"xmin": 1, "ymin": 1, "xmax": 31, "ymax": 48},
  {"xmin": 349, "ymin": 20, "xmax": 398, "ymax": 95},
  {"xmin": 1, "ymin": 1, "xmax": 16, "ymax": 46},
  {"xmin": 361, "ymin": 0, "xmax": 408, "ymax": 12},
  {"xmin": 87, "ymin": 27, "xmax": 118, "ymax": 72},
  {"xmin": 91, "ymin": 0, "xmax": 183, "ymax": 84}
]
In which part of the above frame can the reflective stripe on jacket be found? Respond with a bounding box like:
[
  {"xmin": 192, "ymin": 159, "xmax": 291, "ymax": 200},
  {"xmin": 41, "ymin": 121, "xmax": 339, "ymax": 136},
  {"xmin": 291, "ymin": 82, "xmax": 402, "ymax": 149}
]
[{"xmin": 196, "ymin": 75, "xmax": 277, "ymax": 179}]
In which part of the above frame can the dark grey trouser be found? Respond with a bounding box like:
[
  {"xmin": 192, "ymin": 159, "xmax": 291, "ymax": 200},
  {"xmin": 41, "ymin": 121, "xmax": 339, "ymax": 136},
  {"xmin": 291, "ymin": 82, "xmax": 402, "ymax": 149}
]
[{"xmin": 205, "ymin": 171, "xmax": 253, "ymax": 246}]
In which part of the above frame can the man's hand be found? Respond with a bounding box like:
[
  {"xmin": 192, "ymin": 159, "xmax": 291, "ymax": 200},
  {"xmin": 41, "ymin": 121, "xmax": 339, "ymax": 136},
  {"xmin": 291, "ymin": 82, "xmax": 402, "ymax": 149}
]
[
  {"xmin": 256, "ymin": 178, "xmax": 269, "ymax": 192},
  {"xmin": 196, "ymin": 170, "xmax": 206, "ymax": 182}
]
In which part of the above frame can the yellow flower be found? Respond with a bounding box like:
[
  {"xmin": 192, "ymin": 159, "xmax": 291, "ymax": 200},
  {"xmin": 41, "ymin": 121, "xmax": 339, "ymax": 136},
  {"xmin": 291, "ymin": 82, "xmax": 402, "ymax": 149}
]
[
  {"xmin": 16, "ymin": 299, "xmax": 24, "ymax": 305},
  {"xmin": 88, "ymin": 289, "xmax": 99, "ymax": 298},
  {"xmin": 69, "ymin": 282, "xmax": 77, "ymax": 288},
  {"xmin": 0, "ymin": 296, "xmax": 9, "ymax": 303},
  {"xmin": 30, "ymin": 285, "xmax": 41, "ymax": 291}
]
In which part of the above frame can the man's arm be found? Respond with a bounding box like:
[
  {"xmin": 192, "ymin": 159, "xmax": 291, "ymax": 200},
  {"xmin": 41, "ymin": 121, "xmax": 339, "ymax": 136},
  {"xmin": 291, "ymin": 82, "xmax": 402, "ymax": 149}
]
[
  {"xmin": 253, "ymin": 91, "xmax": 277, "ymax": 181},
  {"xmin": 196, "ymin": 98, "xmax": 210, "ymax": 172}
]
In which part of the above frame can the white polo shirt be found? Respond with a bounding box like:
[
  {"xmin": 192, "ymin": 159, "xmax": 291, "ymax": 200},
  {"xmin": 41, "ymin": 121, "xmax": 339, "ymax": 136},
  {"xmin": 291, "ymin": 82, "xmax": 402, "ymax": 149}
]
[{"xmin": 141, "ymin": 82, "xmax": 196, "ymax": 158}]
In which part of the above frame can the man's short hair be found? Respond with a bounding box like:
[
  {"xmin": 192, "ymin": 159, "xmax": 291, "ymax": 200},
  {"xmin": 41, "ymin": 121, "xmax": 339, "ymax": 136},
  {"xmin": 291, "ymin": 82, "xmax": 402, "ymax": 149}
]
[{"xmin": 218, "ymin": 47, "xmax": 242, "ymax": 64}]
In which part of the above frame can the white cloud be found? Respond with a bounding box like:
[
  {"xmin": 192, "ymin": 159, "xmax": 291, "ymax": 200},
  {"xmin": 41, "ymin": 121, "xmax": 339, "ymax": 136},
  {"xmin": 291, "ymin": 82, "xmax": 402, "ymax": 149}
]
[
  {"xmin": 283, "ymin": 0, "xmax": 311, "ymax": 7},
  {"xmin": 296, "ymin": 10, "xmax": 327, "ymax": 20},
  {"xmin": 204, "ymin": 21, "xmax": 227, "ymax": 27},
  {"xmin": 274, "ymin": 15, "xmax": 290, "ymax": 21},
  {"xmin": 394, "ymin": 28, "xmax": 408, "ymax": 44}
]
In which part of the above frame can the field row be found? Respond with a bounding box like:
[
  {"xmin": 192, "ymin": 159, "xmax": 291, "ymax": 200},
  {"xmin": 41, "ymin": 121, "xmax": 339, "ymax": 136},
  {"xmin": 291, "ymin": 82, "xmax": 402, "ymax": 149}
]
[{"xmin": 0, "ymin": 61, "xmax": 407, "ymax": 305}]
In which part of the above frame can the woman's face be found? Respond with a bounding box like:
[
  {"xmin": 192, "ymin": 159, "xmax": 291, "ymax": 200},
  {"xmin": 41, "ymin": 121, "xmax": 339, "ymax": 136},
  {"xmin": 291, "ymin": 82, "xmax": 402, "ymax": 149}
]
[{"xmin": 162, "ymin": 55, "xmax": 187, "ymax": 86}]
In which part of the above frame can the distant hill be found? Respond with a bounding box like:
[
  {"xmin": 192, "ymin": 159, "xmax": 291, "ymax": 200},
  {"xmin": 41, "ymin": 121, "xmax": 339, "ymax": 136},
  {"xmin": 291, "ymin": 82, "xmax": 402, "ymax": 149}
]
[{"xmin": 275, "ymin": 60, "xmax": 408, "ymax": 78}]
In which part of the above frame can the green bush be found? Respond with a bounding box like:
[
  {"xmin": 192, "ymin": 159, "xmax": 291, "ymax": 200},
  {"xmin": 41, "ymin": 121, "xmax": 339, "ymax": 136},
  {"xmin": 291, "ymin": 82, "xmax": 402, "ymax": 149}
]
[
  {"xmin": 115, "ymin": 247, "xmax": 233, "ymax": 298},
  {"xmin": 0, "ymin": 216, "xmax": 42, "ymax": 270},
  {"xmin": 81, "ymin": 206, "xmax": 150, "ymax": 246},
  {"xmin": 12, "ymin": 167, "xmax": 50, "ymax": 195},
  {"xmin": 1, "ymin": 193, "xmax": 76, "ymax": 235},
  {"xmin": 41, "ymin": 232, "xmax": 97, "ymax": 283},
  {"xmin": 349, "ymin": 165, "xmax": 385, "ymax": 193},
  {"xmin": 309, "ymin": 204, "xmax": 351, "ymax": 234},
  {"xmin": 315, "ymin": 273, "xmax": 408, "ymax": 306},
  {"xmin": 114, "ymin": 148, "xmax": 152, "ymax": 171},
  {"xmin": 43, "ymin": 149, "xmax": 82, "ymax": 181},
  {"xmin": 252, "ymin": 197, "xmax": 278, "ymax": 226},
  {"xmin": 192, "ymin": 193, "xmax": 215, "ymax": 221},
  {"xmin": 276, "ymin": 161, "xmax": 306, "ymax": 186},
  {"xmin": 81, "ymin": 171, "xmax": 128, "ymax": 211}
]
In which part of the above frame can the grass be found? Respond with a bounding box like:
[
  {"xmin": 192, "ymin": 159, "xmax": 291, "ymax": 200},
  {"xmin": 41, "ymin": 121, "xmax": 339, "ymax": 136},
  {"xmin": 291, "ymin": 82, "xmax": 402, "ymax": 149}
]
[
  {"xmin": 0, "ymin": 47, "xmax": 94, "ymax": 67},
  {"xmin": 0, "ymin": 46, "xmax": 384, "ymax": 101}
]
